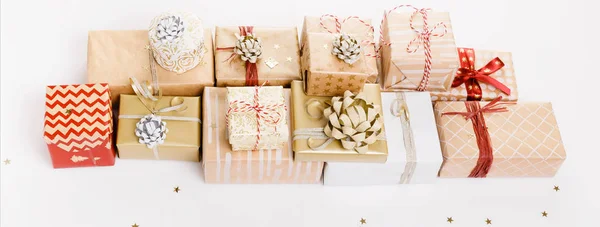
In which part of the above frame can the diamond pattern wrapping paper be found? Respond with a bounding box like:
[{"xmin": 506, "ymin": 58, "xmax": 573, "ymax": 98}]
[
  {"xmin": 380, "ymin": 9, "xmax": 459, "ymax": 91},
  {"xmin": 44, "ymin": 83, "xmax": 116, "ymax": 168},
  {"xmin": 430, "ymin": 49, "xmax": 519, "ymax": 101},
  {"xmin": 214, "ymin": 26, "xmax": 301, "ymax": 87},
  {"xmin": 202, "ymin": 87, "xmax": 324, "ymax": 184},
  {"xmin": 434, "ymin": 101, "xmax": 566, "ymax": 177},
  {"xmin": 87, "ymin": 30, "xmax": 214, "ymax": 104},
  {"xmin": 226, "ymin": 86, "xmax": 289, "ymax": 151}
]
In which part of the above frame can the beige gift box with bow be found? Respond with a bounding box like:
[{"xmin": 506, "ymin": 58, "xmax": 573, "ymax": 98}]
[
  {"xmin": 291, "ymin": 81, "xmax": 388, "ymax": 163},
  {"xmin": 380, "ymin": 9, "xmax": 459, "ymax": 92}
]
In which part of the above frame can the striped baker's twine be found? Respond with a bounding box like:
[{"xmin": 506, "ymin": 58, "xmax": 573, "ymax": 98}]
[
  {"xmin": 319, "ymin": 14, "xmax": 378, "ymax": 58},
  {"xmin": 379, "ymin": 5, "xmax": 448, "ymax": 91},
  {"xmin": 226, "ymin": 83, "xmax": 286, "ymax": 150}
]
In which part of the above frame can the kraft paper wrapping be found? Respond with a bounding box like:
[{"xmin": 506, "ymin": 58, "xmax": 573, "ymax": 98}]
[
  {"xmin": 214, "ymin": 26, "xmax": 301, "ymax": 87},
  {"xmin": 301, "ymin": 32, "xmax": 370, "ymax": 96},
  {"xmin": 226, "ymin": 86, "xmax": 289, "ymax": 151},
  {"xmin": 301, "ymin": 16, "xmax": 378, "ymax": 81},
  {"xmin": 434, "ymin": 101, "xmax": 566, "ymax": 177},
  {"xmin": 380, "ymin": 11, "xmax": 459, "ymax": 91},
  {"xmin": 430, "ymin": 49, "xmax": 519, "ymax": 101},
  {"xmin": 87, "ymin": 30, "xmax": 214, "ymax": 104},
  {"xmin": 291, "ymin": 81, "xmax": 388, "ymax": 162},
  {"xmin": 202, "ymin": 87, "xmax": 324, "ymax": 184},
  {"xmin": 116, "ymin": 95, "xmax": 201, "ymax": 161}
]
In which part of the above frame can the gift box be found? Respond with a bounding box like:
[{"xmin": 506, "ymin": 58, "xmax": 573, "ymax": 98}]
[
  {"xmin": 214, "ymin": 26, "xmax": 301, "ymax": 87},
  {"xmin": 43, "ymin": 83, "xmax": 116, "ymax": 168},
  {"xmin": 202, "ymin": 87, "xmax": 323, "ymax": 184},
  {"xmin": 116, "ymin": 94, "xmax": 201, "ymax": 161},
  {"xmin": 430, "ymin": 48, "xmax": 518, "ymax": 101},
  {"xmin": 301, "ymin": 16, "xmax": 378, "ymax": 83},
  {"xmin": 87, "ymin": 29, "xmax": 214, "ymax": 104},
  {"xmin": 226, "ymin": 86, "xmax": 289, "ymax": 151},
  {"xmin": 291, "ymin": 81, "xmax": 388, "ymax": 163},
  {"xmin": 380, "ymin": 6, "xmax": 459, "ymax": 92},
  {"xmin": 300, "ymin": 16, "xmax": 376, "ymax": 96},
  {"xmin": 434, "ymin": 99, "xmax": 566, "ymax": 177},
  {"xmin": 324, "ymin": 92, "xmax": 442, "ymax": 185}
]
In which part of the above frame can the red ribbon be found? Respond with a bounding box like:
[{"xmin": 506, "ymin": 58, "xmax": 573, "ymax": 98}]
[
  {"xmin": 452, "ymin": 48, "xmax": 511, "ymax": 101},
  {"xmin": 442, "ymin": 97, "xmax": 510, "ymax": 178},
  {"xmin": 226, "ymin": 82, "xmax": 285, "ymax": 150},
  {"xmin": 216, "ymin": 26, "xmax": 259, "ymax": 86}
]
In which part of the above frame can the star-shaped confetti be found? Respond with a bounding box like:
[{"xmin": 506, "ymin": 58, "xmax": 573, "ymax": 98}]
[
  {"xmin": 173, "ymin": 186, "xmax": 180, "ymax": 193},
  {"xmin": 447, "ymin": 217, "xmax": 454, "ymax": 223},
  {"xmin": 337, "ymin": 78, "xmax": 344, "ymax": 83},
  {"xmin": 3, "ymin": 159, "xmax": 10, "ymax": 165},
  {"xmin": 325, "ymin": 82, "xmax": 332, "ymax": 87},
  {"xmin": 323, "ymin": 44, "xmax": 329, "ymax": 49},
  {"xmin": 485, "ymin": 218, "xmax": 492, "ymax": 225},
  {"xmin": 553, "ymin": 185, "xmax": 560, "ymax": 192},
  {"xmin": 326, "ymin": 74, "xmax": 334, "ymax": 80},
  {"xmin": 274, "ymin": 44, "xmax": 281, "ymax": 49},
  {"xmin": 542, "ymin": 211, "xmax": 548, "ymax": 217},
  {"xmin": 359, "ymin": 218, "xmax": 367, "ymax": 224},
  {"xmin": 286, "ymin": 57, "xmax": 293, "ymax": 62},
  {"xmin": 132, "ymin": 223, "xmax": 139, "ymax": 227},
  {"xmin": 144, "ymin": 45, "xmax": 151, "ymax": 50},
  {"xmin": 65, "ymin": 109, "xmax": 72, "ymax": 115}
]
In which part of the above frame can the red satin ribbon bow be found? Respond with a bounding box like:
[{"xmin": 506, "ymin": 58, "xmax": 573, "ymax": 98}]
[
  {"xmin": 442, "ymin": 97, "xmax": 510, "ymax": 178},
  {"xmin": 226, "ymin": 82, "xmax": 285, "ymax": 150},
  {"xmin": 216, "ymin": 26, "xmax": 260, "ymax": 86},
  {"xmin": 452, "ymin": 48, "xmax": 511, "ymax": 101}
]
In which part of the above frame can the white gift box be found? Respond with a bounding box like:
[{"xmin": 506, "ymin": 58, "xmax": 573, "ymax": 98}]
[{"xmin": 323, "ymin": 92, "xmax": 442, "ymax": 185}]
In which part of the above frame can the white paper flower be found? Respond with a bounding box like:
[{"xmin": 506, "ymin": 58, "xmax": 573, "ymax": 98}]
[
  {"xmin": 331, "ymin": 33, "xmax": 362, "ymax": 64},
  {"xmin": 135, "ymin": 114, "xmax": 168, "ymax": 148},
  {"xmin": 156, "ymin": 15, "xmax": 185, "ymax": 43}
]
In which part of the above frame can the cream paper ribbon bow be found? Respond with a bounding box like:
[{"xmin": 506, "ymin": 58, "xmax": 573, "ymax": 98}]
[{"xmin": 316, "ymin": 90, "xmax": 384, "ymax": 154}]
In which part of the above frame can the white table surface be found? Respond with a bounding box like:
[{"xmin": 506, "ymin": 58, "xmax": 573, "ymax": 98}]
[{"xmin": 1, "ymin": 0, "xmax": 599, "ymax": 226}]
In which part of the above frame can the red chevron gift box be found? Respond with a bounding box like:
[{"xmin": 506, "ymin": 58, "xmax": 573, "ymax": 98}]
[{"xmin": 43, "ymin": 83, "xmax": 116, "ymax": 168}]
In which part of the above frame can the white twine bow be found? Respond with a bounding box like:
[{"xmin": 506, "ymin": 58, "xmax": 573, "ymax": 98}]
[{"xmin": 319, "ymin": 14, "xmax": 378, "ymax": 58}]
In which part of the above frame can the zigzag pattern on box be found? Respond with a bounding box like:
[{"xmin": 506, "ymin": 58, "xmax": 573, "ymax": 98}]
[{"xmin": 44, "ymin": 83, "xmax": 112, "ymax": 153}]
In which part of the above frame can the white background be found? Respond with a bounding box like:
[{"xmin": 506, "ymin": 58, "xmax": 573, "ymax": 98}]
[{"xmin": 1, "ymin": 0, "xmax": 599, "ymax": 226}]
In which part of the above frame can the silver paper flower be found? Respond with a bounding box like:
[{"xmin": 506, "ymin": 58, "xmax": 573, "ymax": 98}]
[
  {"xmin": 156, "ymin": 15, "xmax": 185, "ymax": 43},
  {"xmin": 332, "ymin": 33, "xmax": 362, "ymax": 65},
  {"xmin": 233, "ymin": 33, "xmax": 263, "ymax": 63},
  {"xmin": 135, "ymin": 114, "xmax": 168, "ymax": 148}
]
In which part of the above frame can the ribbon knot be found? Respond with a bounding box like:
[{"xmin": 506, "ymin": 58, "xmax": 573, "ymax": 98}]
[{"xmin": 452, "ymin": 48, "xmax": 511, "ymax": 101}]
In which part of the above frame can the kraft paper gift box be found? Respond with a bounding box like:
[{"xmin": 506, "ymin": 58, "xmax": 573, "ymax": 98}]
[
  {"xmin": 380, "ymin": 6, "xmax": 459, "ymax": 92},
  {"xmin": 44, "ymin": 83, "xmax": 116, "ymax": 168},
  {"xmin": 226, "ymin": 86, "xmax": 288, "ymax": 151},
  {"xmin": 434, "ymin": 100, "xmax": 566, "ymax": 177},
  {"xmin": 301, "ymin": 16, "xmax": 379, "ymax": 83},
  {"xmin": 87, "ymin": 29, "xmax": 214, "ymax": 104},
  {"xmin": 202, "ymin": 87, "xmax": 324, "ymax": 184},
  {"xmin": 324, "ymin": 92, "xmax": 442, "ymax": 185},
  {"xmin": 291, "ymin": 81, "xmax": 388, "ymax": 163},
  {"xmin": 214, "ymin": 26, "xmax": 302, "ymax": 87},
  {"xmin": 430, "ymin": 48, "xmax": 518, "ymax": 101},
  {"xmin": 116, "ymin": 95, "xmax": 201, "ymax": 161}
]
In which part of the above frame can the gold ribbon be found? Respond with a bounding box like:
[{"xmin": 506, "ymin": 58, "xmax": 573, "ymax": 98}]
[
  {"xmin": 293, "ymin": 90, "xmax": 385, "ymax": 154},
  {"xmin": 391, "ymin": 92, "xmax": 416, "ymax": 184}
]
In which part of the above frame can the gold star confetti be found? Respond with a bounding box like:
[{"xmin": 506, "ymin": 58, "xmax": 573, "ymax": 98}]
[
  {"xmin": 173, "ymin": 186, "xmax": 180, "ymax": 193},
  {"xmin": 132, "ymin": 223, "xmax": 139, "ymax": 227},
  {"xmin": 335, "ymin": 85, "xmax": 342, "ymax": 90},
  {"xmin": 274, "ymin": 44, "xmax": 281, "ymax": 49},
  {"xmin": 325, "ymin": 82, "xmax": 332, "ymax": 87},
  {"xmin": 326, "ymin": 74, "xmax": 334, "ymax": 80},
  {"xmin": 359, "ymin": 218, "xmax": 367, "ymax": 224},
  {"xmin": 485, "ymin": 218, "xmax": 492, "ymax": 225},
  {"xmin": 349, "ymin": 75, "xmax": 356, "ymax": 81},
  {"xmin": 542, "ymin": 211, "xmax": 548, "ymax": 217},
  {"xmin": 359, "ymin": 78, "xmax": 365, "ymax": 83},
  {"xmin": 65, "ymin": 109, "xmax": 72, "ymax": 115},
  {"xmin": 553, "ymin": 185, "xmax": 560, "ymax": 192},
  {"xmin": 447, "ymin": 217, "xmax": 454, "ymax": 223},
  {"xmin": 144, "ymin": 45, "xmax": 150, "ymax": 50},
  {"xmin": 337, "ymin": 78, "xmax": 344, "ymax": 83},
  {"xmin": 286, "ymin": 57, "xmax": 293, "ymax": 62},
  {"xmin": 323, "ymin": 44, "xmax": 329, "ymax": 49},
  {"xmin": 347, "ymin": 83, "xmax": 354, "ymax": 88},
  {"xmin": 3, "ymin": 159, "xmax": 11, "ymax": 165}
]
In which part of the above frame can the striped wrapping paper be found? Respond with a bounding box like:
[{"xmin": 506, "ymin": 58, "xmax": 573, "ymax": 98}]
[
  {"xmin": 380, "ymin": 10, "xmax": 459, "ymax": 92},
  {"xmin": 202, "ymin": 87, "xmax": 324, "ymax": 184}
]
